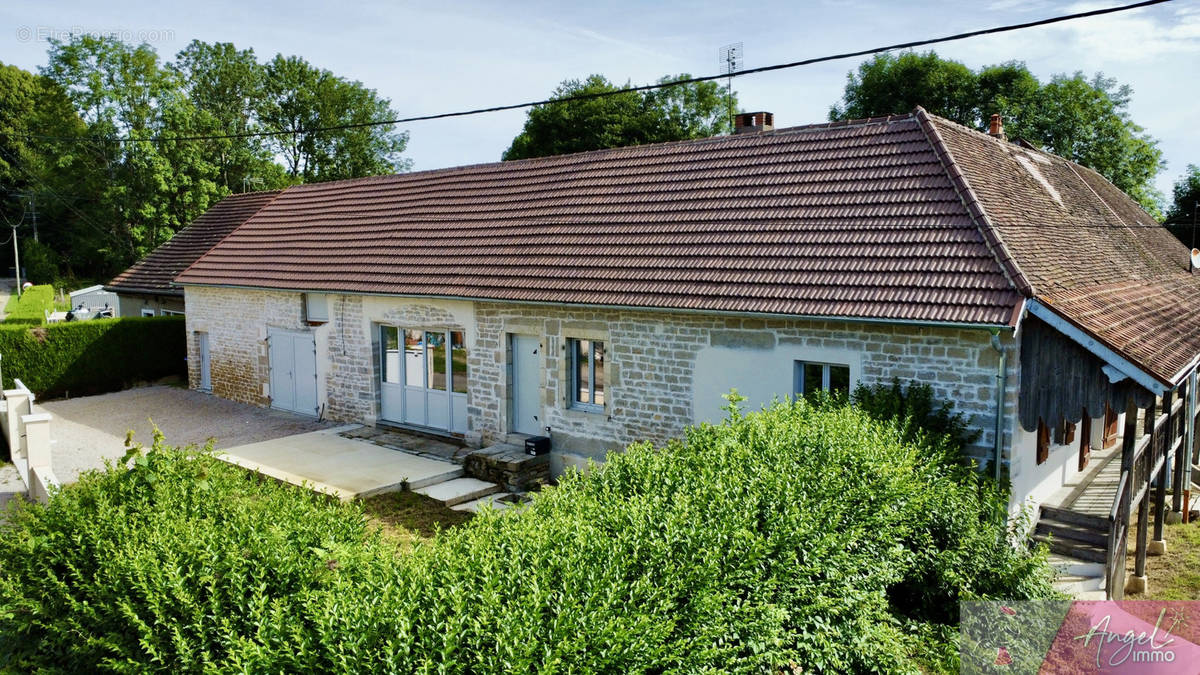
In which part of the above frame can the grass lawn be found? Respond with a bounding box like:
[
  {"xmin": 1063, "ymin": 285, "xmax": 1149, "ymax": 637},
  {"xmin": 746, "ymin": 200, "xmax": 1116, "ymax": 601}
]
[
  {"xmin": 360, "ymin": 490, "xmax": 474, "ymax": 550},
  {"xmin": 1123, "ymin": 495, "xmax": 1200, "ymax": 601}
]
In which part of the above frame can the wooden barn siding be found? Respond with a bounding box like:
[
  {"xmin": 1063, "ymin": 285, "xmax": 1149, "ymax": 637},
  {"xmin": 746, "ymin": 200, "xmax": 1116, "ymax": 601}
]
[{"xmin": 1018, "ymin": 317, "xmax": 1153, "ymax": 432}]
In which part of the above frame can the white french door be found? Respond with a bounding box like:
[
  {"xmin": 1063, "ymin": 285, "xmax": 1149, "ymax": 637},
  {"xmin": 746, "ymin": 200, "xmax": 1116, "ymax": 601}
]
[{"xmin": 379, "ymin": 326, "xmax": 467, "ymax": 433}]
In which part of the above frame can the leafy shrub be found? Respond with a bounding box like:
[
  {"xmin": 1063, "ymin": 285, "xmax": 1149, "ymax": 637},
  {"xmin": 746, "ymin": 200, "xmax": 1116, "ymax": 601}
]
[
  {"xmin": 852, "ymin": 378, "xmax": 982, "ymax": 455},
  {"xmin": 0, "ymin": 432, "xmax": 391, "ymax": 671},
  {"xmin": 0, "ymin": 400, "xmax": 1054, "ymax": 672},
  {"xmin": 0, "ymin": 316, "xmax": 185, "ymax": 397},
  {"xmin": 2, "ymin": 283, "xmax": 54, "ymax": 325},
  {"xmin": 19, "ymin": 239, "xmax": 60, "ymax": 287}
]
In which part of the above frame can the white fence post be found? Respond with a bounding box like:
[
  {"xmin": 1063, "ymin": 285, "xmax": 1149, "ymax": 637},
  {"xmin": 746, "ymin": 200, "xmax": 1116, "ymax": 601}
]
[
  {"xmin": 3, "ymin": 388, "xmax": 29, "ymax": 459},
  {"xmin": 21, "ymin": 413, "xmax": 57, "ymax": 503}
]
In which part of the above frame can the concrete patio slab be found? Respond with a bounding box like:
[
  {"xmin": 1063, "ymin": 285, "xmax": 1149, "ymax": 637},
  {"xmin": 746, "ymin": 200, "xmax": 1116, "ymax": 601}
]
[{"xmin": 219, "ymin": 426, "xmax": 463, "ymax": 501}]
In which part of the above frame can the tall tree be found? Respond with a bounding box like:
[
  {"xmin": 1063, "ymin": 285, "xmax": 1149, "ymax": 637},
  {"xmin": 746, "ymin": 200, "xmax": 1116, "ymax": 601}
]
[
  {"xmin": 257, "ymin": 54, "xmax": 410, "ymax": 182},
  {"xmin": 170, "ymin": 40, "xmax": 288, "ymax": 193},
  {"xmin": 829, "ymin": 51, "xmax": 1164, "ymax": 214},
  {"xmin": 0, "ymin": 61, "xmax": 97, "ymax": 279},
  {"xmin": 42, "ymin": 35, "xmax": 222, "ymax": 266},
  {"xmin": 1164, "ymin": 165, "xmax": 1200, "ymax": 247},
  {"xmin": 502, "ymin": 74, "xmax": 736, "ymax": 161}
]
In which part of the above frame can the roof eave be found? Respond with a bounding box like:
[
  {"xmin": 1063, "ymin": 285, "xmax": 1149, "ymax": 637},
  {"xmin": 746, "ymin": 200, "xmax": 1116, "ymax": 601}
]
[
  {"xmin": 175, "ymin": 281, "xmax": 1017, "ymax": 332},
  {"xmin": 104, "ymin": 285, "xmax": 184, "ymax": 297}
]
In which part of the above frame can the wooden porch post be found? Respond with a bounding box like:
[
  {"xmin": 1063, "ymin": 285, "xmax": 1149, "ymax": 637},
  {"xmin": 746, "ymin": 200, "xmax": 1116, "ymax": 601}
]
[
  {"xmin": 1134, "ymin": 398, "xmax": 1154, "ymax": 583},
  {"xmin": 1152, "ymin": 388, "xmax": 1173, "ymax": 550},
  {"xmin": 1172, "ymin": 377, "xmax": 1189, "ymax": 514}
]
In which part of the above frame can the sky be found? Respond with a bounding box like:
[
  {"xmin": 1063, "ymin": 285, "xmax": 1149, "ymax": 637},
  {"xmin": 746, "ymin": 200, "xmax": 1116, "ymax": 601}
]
[{"xmin": 2, "ymin": 0, "xmax": 1198, "ymax": 204}]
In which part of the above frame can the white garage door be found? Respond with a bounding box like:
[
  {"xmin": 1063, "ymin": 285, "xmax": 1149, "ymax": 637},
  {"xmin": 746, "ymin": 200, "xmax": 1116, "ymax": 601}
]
[{"xmin": 269, "ymin": 329, "xmax": 318, "ymax": 416}]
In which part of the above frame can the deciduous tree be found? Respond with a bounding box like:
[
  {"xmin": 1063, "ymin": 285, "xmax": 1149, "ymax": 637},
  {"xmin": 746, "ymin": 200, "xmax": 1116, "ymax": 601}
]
[
  {"xmin": 830, "ymin": 51, "xmax": 1164, "ymax": 214},
  {"xmin": 503, "ymin": 74, "xmax": 735, "ymax": 160}
]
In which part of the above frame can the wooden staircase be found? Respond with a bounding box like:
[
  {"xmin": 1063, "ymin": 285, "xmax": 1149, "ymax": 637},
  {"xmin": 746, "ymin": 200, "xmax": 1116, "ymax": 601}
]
[{"xmin": 1031, "ymin": 505, "xmax": 1110, "ymax": 564}]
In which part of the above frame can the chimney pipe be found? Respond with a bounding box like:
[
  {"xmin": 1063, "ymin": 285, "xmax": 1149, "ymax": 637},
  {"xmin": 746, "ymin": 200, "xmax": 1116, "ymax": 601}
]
[
  {"xmin": 734, "ymin": 111, "xmax": 774, "ymax": 134},
  {"xmin": 988, "ymin": 113, "xmax": 1006, "ymax": 141}
]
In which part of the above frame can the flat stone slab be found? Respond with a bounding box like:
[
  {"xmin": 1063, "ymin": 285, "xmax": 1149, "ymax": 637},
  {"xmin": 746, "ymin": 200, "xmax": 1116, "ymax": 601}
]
[
  {"xmin": 220, "ymin": 427, "xmax": 462, "ymax": 501},
  {"xmin": 339, "ymin": 427, "xmax": 472, "ymax": 463},
  {"xmin": 452, "ymin": 493, "xmax": 518, "ymax": 513},
  {"xmin": 415, "ymin": 477, "xmax": 500, "ymax": 507}
]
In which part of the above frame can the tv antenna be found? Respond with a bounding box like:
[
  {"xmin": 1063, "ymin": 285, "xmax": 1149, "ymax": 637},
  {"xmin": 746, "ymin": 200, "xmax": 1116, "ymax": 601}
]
[{"xmin": 719, "ymin": 42, "xmax": 743, "ymax": 130}]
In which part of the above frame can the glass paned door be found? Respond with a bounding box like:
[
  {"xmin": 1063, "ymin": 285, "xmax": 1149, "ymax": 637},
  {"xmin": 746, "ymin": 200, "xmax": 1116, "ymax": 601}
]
[{"xmin": 380, "ymin": 325, "xmax": 468, "ymax": 433}]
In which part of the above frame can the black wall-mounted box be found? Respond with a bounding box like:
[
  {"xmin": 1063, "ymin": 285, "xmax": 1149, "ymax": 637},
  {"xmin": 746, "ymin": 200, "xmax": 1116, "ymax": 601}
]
[{"xmin": 525, "ymin": 435, "xmax": 551, "ymax": 456}]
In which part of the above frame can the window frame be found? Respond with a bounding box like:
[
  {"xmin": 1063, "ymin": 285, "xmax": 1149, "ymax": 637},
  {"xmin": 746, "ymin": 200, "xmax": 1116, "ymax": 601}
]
[
  {"xmin": 568, "ymin": 337, "xmax": 605, "ymax": 413},
  {"xmin": 140, "ymin": 308, "xmax": 157, "ymax": 317},
  {"xmin": 793, "ymin": 360, "xmax": 851, "ymax": 398}
]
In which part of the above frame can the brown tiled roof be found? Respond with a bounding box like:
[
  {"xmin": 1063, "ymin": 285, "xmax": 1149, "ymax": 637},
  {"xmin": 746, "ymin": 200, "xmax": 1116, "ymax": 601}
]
[
  {"xmin": 107, "ymin": 190, "xmax": 281, "ymax": 295},
  {"xmin": 176, "ymin": 113, "xmax": 1021, "ymax": 324},
  {"xmin": 927, "ymin": 115, "xmax": 1199, "ymax": 384},
  {"xmin": 929, "ymin": 116, "xmax": 1187, "ymax": 294},
  {"xmin": 1042, "ymin": 276, "xmax": 1200, "ymax": 385}
]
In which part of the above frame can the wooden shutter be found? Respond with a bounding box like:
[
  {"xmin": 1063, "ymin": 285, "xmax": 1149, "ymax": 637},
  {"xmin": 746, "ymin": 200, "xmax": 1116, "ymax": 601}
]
[{"xmin": 1037, "ymin": 418, "xmax": 1050, "ymax": 465}]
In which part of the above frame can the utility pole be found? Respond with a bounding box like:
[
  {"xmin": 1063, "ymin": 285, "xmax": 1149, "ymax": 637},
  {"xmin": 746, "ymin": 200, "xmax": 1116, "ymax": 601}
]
[
  {"xmin": 29, "ymin": 192, "xmax": 37, "ymax": 243},
  {"xmin": 11, "ymin": 222, "xmax": 20, "ymax": 299},
  {"xmin": 15, "ymin": 191, "xmax": 38, "ymax": 243}
]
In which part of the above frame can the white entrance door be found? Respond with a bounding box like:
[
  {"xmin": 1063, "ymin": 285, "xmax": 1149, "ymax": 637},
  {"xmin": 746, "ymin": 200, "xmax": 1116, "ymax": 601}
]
[
  {"xmin": 379, "ymin": 326, "xmax": 467, "ymax": 433},
  {"xmin": 197, "ymin": 332, "xmax": 211, "ymax": 391},
  {"xmin": 268, "ymin": 329, "xmax": 318, "ymax": 416},
  {"xmin": 511, "ymin": 334, "xmax": 541, "ymax": 435}
]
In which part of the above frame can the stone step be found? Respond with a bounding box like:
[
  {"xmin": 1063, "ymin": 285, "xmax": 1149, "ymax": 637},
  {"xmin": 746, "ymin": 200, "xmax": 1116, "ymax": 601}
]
[
  {"xmin": 1053, "ymin": 574, "xmax": 1105, "ymax": 597},
  {"xmin": 1039, "ymin": 505, "xmax": 1110, "ymax": 532},
  {"xmin": 464, "ymin": 443, "xmax": 550, "ymax": 491},
  {"xmin": 405, "ymin": 466, "xmax": 464, "ymax": 491},
  {"xmin": 1031, "ymin": 534, "xmax": 1107, "ymax": 563},
  {"xmin": 1047, "ymin": 553, "xmax": 1105, "ymax": 578},
  {"xmin": 1036, "ymin": 520, "xmax": 1108, "ymax": 547},
  {"xmin": 415, "ymin": 477, "xmax": 501, "ymax": 507},
  {"xmin": 451, "ymin": 492, "xmax": 517, "ymax": 513}
]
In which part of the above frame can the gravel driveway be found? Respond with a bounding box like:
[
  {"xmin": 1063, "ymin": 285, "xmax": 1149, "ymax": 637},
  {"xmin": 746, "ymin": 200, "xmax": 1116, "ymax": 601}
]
[{"xmin": 37, "ymin": 385, "xmax": 330, "ymax": 483}]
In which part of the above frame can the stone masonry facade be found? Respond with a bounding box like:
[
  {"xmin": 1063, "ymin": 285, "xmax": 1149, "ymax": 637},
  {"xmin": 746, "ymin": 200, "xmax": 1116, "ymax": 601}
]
[{"xmin": 185, "ymin": 286, "xmax": 1020, "ymax": 476}]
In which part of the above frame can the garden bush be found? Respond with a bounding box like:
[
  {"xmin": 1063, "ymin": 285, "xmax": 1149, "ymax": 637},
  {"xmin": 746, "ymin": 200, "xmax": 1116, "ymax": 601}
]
[
  {"xmin": 0, "ymin": 316, "xmax": 185, "ymax": 397},
  {"xmin": 0, "ymin": 399, "xmax": 1055, "ymax": 673},
  {"xmin": 2, "ymin": 283, "xmax": 54, "ymax": 325},
  {"xmin": 851, "ymin": 378, "xmax": 982, "ymax": 455}
]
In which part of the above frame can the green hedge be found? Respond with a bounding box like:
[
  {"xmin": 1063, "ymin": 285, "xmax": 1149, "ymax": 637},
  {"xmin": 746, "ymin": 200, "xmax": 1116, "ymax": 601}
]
[
  {"xmin": 2, "ymin": 284, "xmax": 54, "ymax": 325},
  {"xmin": 0, "ymin": 316, "xmax": 186, "ymax": 398},
  {"xmin": 0, "ymin": 399, "xmax": 1055, "ymax": 672}
]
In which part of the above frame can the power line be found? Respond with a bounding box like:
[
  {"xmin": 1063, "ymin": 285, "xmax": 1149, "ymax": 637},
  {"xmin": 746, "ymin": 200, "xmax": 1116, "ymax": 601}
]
[{"xmin": 2, "ymin": 0, "xmax": 1174, "ymax": 146}]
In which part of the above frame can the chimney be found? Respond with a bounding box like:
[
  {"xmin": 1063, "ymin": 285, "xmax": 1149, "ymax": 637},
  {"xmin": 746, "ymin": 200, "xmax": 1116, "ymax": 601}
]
[
  {"xmin": 734, "ymin": 111, "xmax": 774, "ymax": 134},
  {"xmin": 988, "ymin": 113, "xmax": 1006, "ymax": 141}
]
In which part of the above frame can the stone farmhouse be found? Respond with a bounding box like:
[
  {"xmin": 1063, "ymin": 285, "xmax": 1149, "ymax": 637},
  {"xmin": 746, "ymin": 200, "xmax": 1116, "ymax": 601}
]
[{"xmin": 115, "ymin": 108, "xmax": 1200, "ymax": 588}]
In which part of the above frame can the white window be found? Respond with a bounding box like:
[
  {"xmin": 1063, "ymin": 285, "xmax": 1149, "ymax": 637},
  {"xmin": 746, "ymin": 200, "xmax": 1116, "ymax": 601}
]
[
  {"xmin": 140, "ymin": 308, "xmax": 156, "ymax": 317},
  {"xmin": 568, "ymin": 338, "xmax": 605, "ymax": 411},
  {"xmin": 161, "ymin": 309, "xmax": 184, "ymax": 317},
  {"xmin": 794, "ymin": 361, "xmax": 851, "ymax": 397},
  {"xmin": 304, "ymin": 293, "xmax": 329, "ymax": 323}
]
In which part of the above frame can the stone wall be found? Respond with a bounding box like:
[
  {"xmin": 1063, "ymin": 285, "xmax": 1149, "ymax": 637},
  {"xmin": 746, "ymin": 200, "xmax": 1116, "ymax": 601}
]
[
  {"xmin": 184, "ymin": 286, "xmax": 1020, "ymax": 479},
  {"xmin": 183, "ymin": 286, "xmax": 314, "ymax": 407},
  {"xmin": 471, "ymin": 303, "xmax": 1019, "ymax": 476}
]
